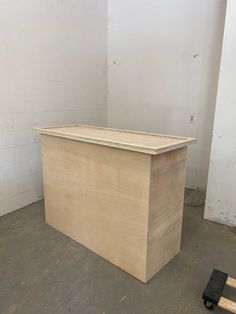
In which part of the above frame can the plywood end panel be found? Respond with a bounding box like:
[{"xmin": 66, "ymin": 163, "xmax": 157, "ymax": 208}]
[
  {"xmin": 41, "ymin": 135, "xmax": 151, "ymax": 282},
  {"xmin": 146, "ymin": 148, "xmax": 187, "ymax": 282}
]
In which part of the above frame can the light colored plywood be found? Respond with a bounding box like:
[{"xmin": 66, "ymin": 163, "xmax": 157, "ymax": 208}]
[
  {"xmin": 41, "ymin": 135, "xmax": 151, "ymax": 282},
  {"xmin": 219, "ymin": 297, "xmax": 236, "ymax": 314},
  {"xmin": 35, "ymin": 124, "xmax": 196, "ymax": 155},
  {"xmin": 37, "ymin": 125, "xmax": 195, "ymax": 282},
  {"xmin": 227, "ymin": 276, "xmax": 236, "ymax": 289},
  {"xmin": 146, "ymin": 148, "xmax": 187, "ymax": 281}
]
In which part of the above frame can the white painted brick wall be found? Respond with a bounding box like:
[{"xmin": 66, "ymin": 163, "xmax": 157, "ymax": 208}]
[{"xmin": 0, "ymin": 0, "xmax": 107, "ymax": 216}]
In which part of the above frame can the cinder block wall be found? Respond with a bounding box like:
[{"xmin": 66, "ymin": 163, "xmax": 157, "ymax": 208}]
[{"xmin": 0, "ymin": 0, "xmax": 107, "ymax": 216}]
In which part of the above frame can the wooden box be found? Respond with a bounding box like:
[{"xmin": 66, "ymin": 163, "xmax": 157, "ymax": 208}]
[{"xmin": 36, "ymin": 125, "xmax": 196, "ymax": 282}]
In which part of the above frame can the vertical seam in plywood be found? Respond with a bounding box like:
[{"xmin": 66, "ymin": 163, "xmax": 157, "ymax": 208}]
[
  {"xmin": 41, "ymin": 135, "xmax": 48, "ymax": 221},
  {"xmin": 178, "ymin": 148, "xmax": 188, "ymax": 252},
  {"xmin": 144, "ymin": 154, "xmax": 153, "ymax": 282}
]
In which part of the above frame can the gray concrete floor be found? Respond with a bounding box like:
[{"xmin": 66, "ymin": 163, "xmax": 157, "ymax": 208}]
[{"xmin": 1, "ymin": 192, "xmax": 236, "ymax": 314}]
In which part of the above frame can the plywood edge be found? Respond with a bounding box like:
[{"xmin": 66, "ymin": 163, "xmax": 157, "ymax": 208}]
[
  {"xmin": 34, "ymin": 125, "xmax": 196, "ymax": 155},
  {"xmin": 144, "ymin": 155, "xmax": 153, "ymax": 283}
]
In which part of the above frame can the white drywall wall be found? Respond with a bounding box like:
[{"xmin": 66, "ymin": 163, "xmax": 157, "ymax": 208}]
[
  {"xmin": 0, "ymin": 0, "xmax": 107, "ymax": 216},
  {"xmin": 205, "ymin": 0, "xmax": 236, "ymax": 227},
  {"xmin": 107, "ymin": 0, "xmax": 226, "ymax": 190}
]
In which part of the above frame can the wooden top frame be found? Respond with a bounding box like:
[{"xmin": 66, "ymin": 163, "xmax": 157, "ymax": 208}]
[{"xmin": 35, "ymin": 124, "xmax": 196, "ymax": 155}]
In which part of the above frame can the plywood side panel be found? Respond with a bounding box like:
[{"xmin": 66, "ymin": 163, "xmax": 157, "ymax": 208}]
[
  {"xmin": 146, "ymin": 148, "xmax": 187, "ymax": 281},
  {"xmin": 41, "ymin": 135, "xmax": 151, "ymax": 282}
]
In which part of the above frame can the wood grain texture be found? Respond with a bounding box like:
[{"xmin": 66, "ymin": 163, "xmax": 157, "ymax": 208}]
[
  {"xmin": 219, "ymin": 297, "xmax": 236, "ymax": 313},
  {"xmin": 35, "ymin": 124, "xmax": 196, "ymax": 155},
  {"xmin": 41, "ymin": 135, "xmax": 151, "ymax": 282},
  {"xmin": 38, "ymin": 125, "xmax": 193, "ymax": 282},
  {"xmin": 146, "ymin": 148, "xmax": 187, "ymax": 281},
  {"xmin": 227, "ymin": 277, "xmax": 236, "ymax": 289}
]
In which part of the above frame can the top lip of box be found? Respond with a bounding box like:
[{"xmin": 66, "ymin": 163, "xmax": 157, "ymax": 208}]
[{"xmin": 34, "ymin": 124, "xmax": 197, "ymax": 155}]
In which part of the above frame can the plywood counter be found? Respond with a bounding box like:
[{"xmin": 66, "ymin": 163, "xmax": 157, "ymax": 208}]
[{"xmin": 36, "ymin": 124, "xmax": 196, "ymax": 282}]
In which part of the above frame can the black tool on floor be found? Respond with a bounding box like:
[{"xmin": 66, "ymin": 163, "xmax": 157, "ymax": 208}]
[{"xmin": 202, "ymin": 269, "xmax": 236, "ymax": 313}]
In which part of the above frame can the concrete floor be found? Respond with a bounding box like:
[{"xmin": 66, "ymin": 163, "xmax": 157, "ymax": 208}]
[{"xmin": 1, "ymin": 193, "xmax": 236, "ymax": 314}]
